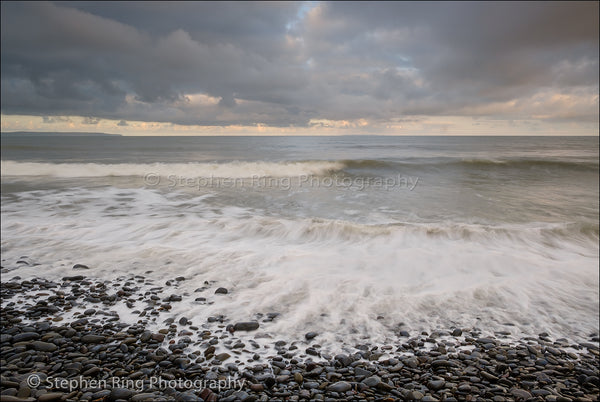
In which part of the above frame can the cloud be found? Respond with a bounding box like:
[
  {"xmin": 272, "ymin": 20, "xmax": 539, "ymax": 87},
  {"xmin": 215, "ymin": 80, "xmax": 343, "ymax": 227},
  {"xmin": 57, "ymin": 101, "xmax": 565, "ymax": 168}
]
[
  {"xmin": 117, "ymin": 120, "xmax": 128, "ymax": 126},
  {"xmin": 82, "ymin": 116, "xmax": 100, "ymax": 125},
  {"xmin": 1, "ymin": 1, "xmax": 598, "ymax": 130},
  {"xmin": 42, "ymin": 115, "xmax": 71, "ymax": 124}
]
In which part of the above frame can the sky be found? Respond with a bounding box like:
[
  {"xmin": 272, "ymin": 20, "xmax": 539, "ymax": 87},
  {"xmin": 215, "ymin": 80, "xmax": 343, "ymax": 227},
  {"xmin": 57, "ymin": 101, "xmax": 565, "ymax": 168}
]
[{"xmin": 1, "ymin": 1, "xmax": 598, "ymax": 136}]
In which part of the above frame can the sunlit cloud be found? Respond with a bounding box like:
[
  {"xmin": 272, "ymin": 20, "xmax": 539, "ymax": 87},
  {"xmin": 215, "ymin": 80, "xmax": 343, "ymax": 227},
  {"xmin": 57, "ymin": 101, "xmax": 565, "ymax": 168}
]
[{"xmin": 1, "ymin": 2, "xmax": 597, "ymax": 135}]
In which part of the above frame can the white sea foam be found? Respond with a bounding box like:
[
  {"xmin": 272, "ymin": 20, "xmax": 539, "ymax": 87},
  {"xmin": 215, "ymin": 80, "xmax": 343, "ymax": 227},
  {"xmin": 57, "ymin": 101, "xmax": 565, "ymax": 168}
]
[
  {"xmin": 0, "ymin": 160, "xmax": 344, "ymax": 178},
  {"xmin": 1, "ymin": 186, "xmax": 598, "ymax": 348}
]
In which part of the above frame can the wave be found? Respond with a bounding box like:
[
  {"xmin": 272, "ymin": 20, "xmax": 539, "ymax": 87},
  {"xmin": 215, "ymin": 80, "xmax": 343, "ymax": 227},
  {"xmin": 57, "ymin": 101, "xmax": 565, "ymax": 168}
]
[
  {"xmin": 342, "ymin": 158, "xmax": 599, "ymax": 172},
  {"xmin": 0, "ymin": 160, "xmax": 344, "ymax": 178},
  {"xmin": 456, "ymin": 158, "xmax": 599, "ymax": 171},
  {"xmin": 216, "ymin": 217, "xmax": 600, "ymax": 246},
  {"xmin": 2, "ymin": 186, "xmax": 598, "ymax": 343},
  {"xmin": 1, "ymin": 156, "xmax": 598, "ymax": 180}
]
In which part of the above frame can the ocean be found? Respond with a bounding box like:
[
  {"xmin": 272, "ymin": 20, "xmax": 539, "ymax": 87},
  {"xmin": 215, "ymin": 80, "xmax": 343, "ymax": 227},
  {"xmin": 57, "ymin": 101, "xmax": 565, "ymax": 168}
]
[{"xmin": 1, "ymin": 135, "xmax": 598, "ymax": 349}]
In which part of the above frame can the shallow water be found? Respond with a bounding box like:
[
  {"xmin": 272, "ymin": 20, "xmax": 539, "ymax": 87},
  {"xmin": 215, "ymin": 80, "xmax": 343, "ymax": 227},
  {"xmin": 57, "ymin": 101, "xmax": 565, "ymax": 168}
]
[{"xmin": 1, "ymin": 135, "xmax": 598, "ymax": 346}]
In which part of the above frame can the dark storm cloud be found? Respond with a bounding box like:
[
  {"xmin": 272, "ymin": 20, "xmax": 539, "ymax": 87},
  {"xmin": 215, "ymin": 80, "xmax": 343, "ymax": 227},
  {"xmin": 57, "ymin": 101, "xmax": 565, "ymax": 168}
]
[{"xmin": 1, "ymin": 1, "xmax": 598, "ymax": 127}]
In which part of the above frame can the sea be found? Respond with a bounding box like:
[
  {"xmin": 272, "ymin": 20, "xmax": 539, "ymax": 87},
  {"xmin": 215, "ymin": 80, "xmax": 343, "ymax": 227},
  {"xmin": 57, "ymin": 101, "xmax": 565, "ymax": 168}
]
[{"xmin": 1, "ymin": 135, "xmax": 598, "ymax": 348}]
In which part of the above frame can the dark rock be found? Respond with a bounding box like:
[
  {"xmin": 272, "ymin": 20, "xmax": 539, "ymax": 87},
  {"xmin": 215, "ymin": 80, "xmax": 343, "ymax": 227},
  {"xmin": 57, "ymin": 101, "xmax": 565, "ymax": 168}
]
[
  {"xmin": 62, "ymin": 275, "xmax": 85, "ymax": 281},
  {"xmin": 335, "ymin": 354, "xmax": 353, "ymax": 367},
  {"xmin": 110, "ymin": 388, "xmax": 134, "ymax": 400},
  {"xmin": 510, "ymin": 388, "xmax": 532, "ymax": 400},
  {"xmin": 215, "ymin": 353, "xmax": 231, "ymax": 361},
  {"xmin": 233, "ymin": 321, "xmax": 259, "ymax": 331},
  {"xmin": 215, "ymin": 287, "xmax": 228, "ymax": 294},
  {"xmin": 31, "ymin": 341, "xmax": 58, "ymax": 352},
  {"xmin": 362, "ymin": 375, "xmax": 382, "ymax": 388},
  {"xmin": 305, "ymin": 331, "xmax": 318, "ymax": 340},
  {"xmin": 428, "ymin": 380, "xmax": 445, "ymax": 390},
  {"xmin": 38, "ymin": 393, "xmax": 66, "ymax": 402},
  {"xmin": 431, "ymin": 359, "xmax": 457, "ymax": 368},
  {"xmin": 12, "ymin": 332, "xmax": 40, "ymax": 342},
  {"xmin": 72, "ymin": 264, "xmax": 89, "ymax": 269},
  {"xmin": 354, "ymin": 367, "xmax": 371, "ymax": 378},
  {"xmin": 327, "ymin": 381, "xmax": 352, "ymax": 393},
  {"xmin": 81, "ymin": 334, "xmax": 106, "ymax": 343}
]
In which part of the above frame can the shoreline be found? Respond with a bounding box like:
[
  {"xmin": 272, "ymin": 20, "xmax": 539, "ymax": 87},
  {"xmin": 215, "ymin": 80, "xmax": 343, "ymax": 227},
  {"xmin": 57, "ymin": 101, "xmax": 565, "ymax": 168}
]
[{"xmin": 1, "ymin": 274, "xmax": 598, "ymax": 401}]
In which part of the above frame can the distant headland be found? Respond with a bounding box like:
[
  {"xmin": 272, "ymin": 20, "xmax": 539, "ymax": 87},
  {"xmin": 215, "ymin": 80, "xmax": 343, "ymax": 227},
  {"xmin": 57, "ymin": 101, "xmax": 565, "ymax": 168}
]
[{"xmin": 1, "ymin": 131, "xmax": 122, "ymax": 137}]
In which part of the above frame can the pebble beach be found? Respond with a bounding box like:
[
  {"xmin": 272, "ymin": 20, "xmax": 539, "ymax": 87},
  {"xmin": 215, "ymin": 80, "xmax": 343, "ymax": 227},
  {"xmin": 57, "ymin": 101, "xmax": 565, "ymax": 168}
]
[{"xmin": 1, "ymin": 269, "xmax": 598, "ymax": 402}]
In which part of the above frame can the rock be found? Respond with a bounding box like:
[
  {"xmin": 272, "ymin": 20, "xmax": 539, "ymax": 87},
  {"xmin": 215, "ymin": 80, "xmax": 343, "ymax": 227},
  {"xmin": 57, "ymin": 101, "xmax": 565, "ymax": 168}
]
[
  {"xmin": 176, "ymin": 391, "xmax": 201, "ymax": 401},
  {"xmin": 72, "ymin": 264, "xmax": 89, "ymax": 269},
  {"xmin": 232, "ymin": 391, "xmax": 250, "ymax": 401},
  {"xmin": 81, "ymin": 334, "xmax": 106, "ymax": 343},
  {"xmin": 215, "ymin": 287, "xmax": 228, "ymax": 294},
  {"xmin": 452, "ymin": 328, "xmax": 462, "ymax": 336},
  {"xmin": 0, "ymin": 396, "xmax": 35, "ymax": 402},
  {"xmin": 31, "ymin": 341, "xmax": 58, "ymax": 352},
  {"xmin": 327, "ymin": 381, "xmax": 352, "ymax": 393},
  {"xmin": 110, "ymin": 388, "xmax": 134, "ymax": 400},
  {"xmin": 510, "ymin": 388, "xmax": 532, "ymax": 400},
  {"xmin": 481, "ymin": 371, "xmax": 499, "ymax": 382},
  {"xmin": 62, "ymin": 275, "xmax": 85, "ymax": 281},
  {"xmin": 428, "ymin": 380, "xmax": 445, "ymax": 390},
  {"xmin": 204, "ymin": 346, "xmax": 216, "ymax": 357},
  {"xmin": 294, "ymin": 373, "xmax": 303, "ymax": 383},
  {"xmin": 401, "ymin": 355, "xmax": 418, "ymax": 367},
  {"xmin": 305, "ymin": 332, "xmax": 318, "ymax": 340},
  {"xmin": 131, "ymin": 394, "xmax": 158, "ymax": 401},
  {"xmin": 431, "ymin": 359, "xmax": 457, "ymax": 368},
  {"xmin": 335, "ymin": 354, "xmax": 353, "ymax": 367},
  {"xmin": 362, "ymin": 376, "xmax": 382, "ymax": 388},
  {"xmin": 17, "ymin": 385, "xmax": 31, "ymax": 398},
  {"xmin": 140, "ymin": 331, "xmax": 152, "ymax": 342},
  {"xmin": 38, "ymin": 393, "xmax": 65, "ymax": 402},
  {"xmin": 215, "ymin": 353, "xmax": 231, "ymax": 361},
  {"xmin": 354, "ymin": 367, "xmax": 371, "ymax": 378},
  {"xmin": 12, "ymin": 332, "xmax": 40, "ymax": 342},
  {"xmin": 179, "ymin": 317, "xmax": 188, "ymax": 325},
  {"xmin": 233, "ymin": 321, "xmax": 259, "ymax": 331},
  {"xmin": 199, "ymin": 389, "xmax": 217, "ymax": 402}
]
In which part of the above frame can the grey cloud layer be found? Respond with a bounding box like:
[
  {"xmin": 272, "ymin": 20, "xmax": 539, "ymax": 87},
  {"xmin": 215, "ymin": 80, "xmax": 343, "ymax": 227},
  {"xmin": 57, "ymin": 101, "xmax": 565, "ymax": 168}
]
[{"xmin": 1, "ymin": 1, "xmax": 598, "ymax": 127}]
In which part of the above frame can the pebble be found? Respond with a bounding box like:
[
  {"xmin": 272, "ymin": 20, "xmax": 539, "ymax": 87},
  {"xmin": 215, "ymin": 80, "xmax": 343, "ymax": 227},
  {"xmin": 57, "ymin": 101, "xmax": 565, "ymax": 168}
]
[
  {"xmin": 327, "ymin": 381, "xmax": 352, "ymax": 392},
  {"xmin": 233, "ymin": 321, "xmax": 260, "ymax": 331}
]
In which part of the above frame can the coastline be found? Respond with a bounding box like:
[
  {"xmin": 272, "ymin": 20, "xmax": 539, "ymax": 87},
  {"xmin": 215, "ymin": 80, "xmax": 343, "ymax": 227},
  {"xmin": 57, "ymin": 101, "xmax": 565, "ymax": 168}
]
[{"xmin": 1, "ymin": 273, "xmax": 598, "ymax": 402}]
